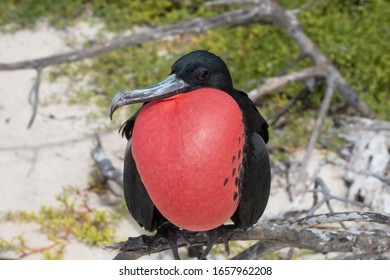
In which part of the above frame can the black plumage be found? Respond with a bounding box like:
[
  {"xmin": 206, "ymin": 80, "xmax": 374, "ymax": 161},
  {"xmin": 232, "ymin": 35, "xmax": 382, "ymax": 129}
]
[{"xmin": 115, "ymin": 50, "xmax": 271, "ymax": 232}]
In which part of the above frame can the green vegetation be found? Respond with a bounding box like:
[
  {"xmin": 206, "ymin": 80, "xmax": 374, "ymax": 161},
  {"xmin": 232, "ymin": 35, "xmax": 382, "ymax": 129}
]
[{"xmin": 0, "ymin": 186, "xmax": 126, "ymax": 259}]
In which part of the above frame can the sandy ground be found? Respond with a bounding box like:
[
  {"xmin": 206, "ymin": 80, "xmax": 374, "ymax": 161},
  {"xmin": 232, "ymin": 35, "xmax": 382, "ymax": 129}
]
[
  {"xmin": 0, "ymin": 22, "xmax": 146, "ymax": 259},
  {"xmin": 0, "ymin": 23, "xmax": 347, "ymax": 260}
]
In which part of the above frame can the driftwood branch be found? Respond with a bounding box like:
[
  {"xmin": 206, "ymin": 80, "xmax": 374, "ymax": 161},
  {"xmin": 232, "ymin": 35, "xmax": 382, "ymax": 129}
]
[
  {"xmin": 269, "ymin": 86, "xmax": 310, "ymax": 126},
  {"xmin": 249, "ymin": 67, "xmax": 326, "ymax": 99},
  {"xmin": 0, "ymin": 0, "xmax": 375, "ymax": 128},
  {"xmin": 315, "ymin": 158, "xmax": 390, "ymax": 185},
  {"xmin": 0, "ymin": 7, "xmax": 259, "ymax": 71},
  {"xmin": 91, "ymin": 134, "xmax": 124, "ymax": 197},
  {"xmin": 296, "ymin": 75, "xmax": 336, "ymax": 185},
  {"xmin": 106, "ymin": 211, "xmax": 390, "ymax": 260}
]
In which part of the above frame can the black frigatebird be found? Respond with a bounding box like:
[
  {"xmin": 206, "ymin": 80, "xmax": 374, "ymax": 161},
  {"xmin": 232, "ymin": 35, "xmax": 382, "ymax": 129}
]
[{"xmin": 109, "ymin": 50, "xmax": 271, "ymax": 259}]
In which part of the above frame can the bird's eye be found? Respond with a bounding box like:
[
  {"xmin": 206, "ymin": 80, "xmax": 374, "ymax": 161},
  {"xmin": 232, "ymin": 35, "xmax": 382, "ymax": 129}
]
[{"xmin": 195, "ymin": 68, "xmax": 209, "ymax": 81}]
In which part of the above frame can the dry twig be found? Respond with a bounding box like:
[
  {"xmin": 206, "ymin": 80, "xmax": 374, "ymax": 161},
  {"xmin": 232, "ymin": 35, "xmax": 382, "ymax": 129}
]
[
  {"xmin": 91, "ymin": 134, "xmax": 124, "ymax": 197},
  {"xmin": 296, "ymin": 76, "xmax": 336, "ymax": 185},
  {"xmin": 314, "ymin": 158, "xmax": 390, "ymax": 185},
  {"xmin": 27, "ymin": 67, "xmax": 43, "ymax": 128},
  {"xmin": 269, "ymin": 86, "xmax": 310, "ymax": 126}
]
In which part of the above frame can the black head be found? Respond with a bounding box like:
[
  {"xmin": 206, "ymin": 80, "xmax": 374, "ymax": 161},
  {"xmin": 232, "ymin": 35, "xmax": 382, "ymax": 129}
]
[
  {"xmin": 170, "ymin": 50, "xmax": 233, "ymax": 92},
  {"xmin": 109, "ymin": 50, "xmax": 234, "ymax": 119}
]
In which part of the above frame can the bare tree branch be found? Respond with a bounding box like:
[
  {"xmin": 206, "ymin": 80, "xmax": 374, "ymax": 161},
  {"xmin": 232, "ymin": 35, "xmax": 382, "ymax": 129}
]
[
  {"xmin": 106, "ymin": 211, "xmax": 390, "ymax": 260},
  {"xmin": 240, "ymin": 1, "xmax": 376, "ymax": 119},
  {"xmin": 232, "ymin": 225, "xmax": 390, "ymax": 260},
  {"xmin": 91, "ymin": 134, "xmax": 124, "ymax": 197},
  {"xmin": 269, "ymin": 86, "xmax": 310, "ymax": 126},
  {"xmin": 316, "ymin": 158, "xmax": 390, "ymax": 185},
  {"xmin": 277, "ymin": 53, "xmax": 307, "ymax": 76},
  {"xmin": 0, "ymin": 7, "xmax": 259, "ymax": 71},
  {"xmin": 296, "ymin": 76, "xmax": 336, "ymax": 185},
  {"xmin": 27, "ymin": 67, "xmax": 42, "ymax": 129},
  {"xmin": 291, "ymin": 211, "xmax": 390, "ymax": 231},
  {"xmin": 248, "ymin": 66, "xmax": 326, "ymax": 100}
]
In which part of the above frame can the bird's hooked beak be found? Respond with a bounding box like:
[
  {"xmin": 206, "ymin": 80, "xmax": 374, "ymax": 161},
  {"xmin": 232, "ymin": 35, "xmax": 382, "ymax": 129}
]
[{"xmin": 109, "ymin": 74, "xmax": 189, "ymax": 119}]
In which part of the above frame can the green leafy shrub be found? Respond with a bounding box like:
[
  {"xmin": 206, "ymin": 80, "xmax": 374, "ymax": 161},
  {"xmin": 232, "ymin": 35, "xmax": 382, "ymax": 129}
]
[{"xmin": 1, "ymin": 186, "xmax": 125, "ymax": 259}]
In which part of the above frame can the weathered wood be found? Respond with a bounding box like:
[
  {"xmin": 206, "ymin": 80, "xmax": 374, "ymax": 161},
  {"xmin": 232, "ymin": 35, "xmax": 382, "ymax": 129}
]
[
  {"xmin": 340, "ymin": 118, "xmax": 390, "ymax": 213},
  {"xmin": 105, "ymin": 211, "xmax": 390, "ymax": 260},
  {"xmin": 91, "ymin": 134, "xmax": 124, "ymax": 197}
]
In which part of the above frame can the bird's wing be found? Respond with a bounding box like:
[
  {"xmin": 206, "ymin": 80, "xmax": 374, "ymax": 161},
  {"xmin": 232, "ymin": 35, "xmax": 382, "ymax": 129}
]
[
  {"xmin": 231, "ymin": 132, "xmax": 271, "ymax": 230},
  {"xmin": 230, "ymin": 90, "xmax": 271, "ymax": 230}
]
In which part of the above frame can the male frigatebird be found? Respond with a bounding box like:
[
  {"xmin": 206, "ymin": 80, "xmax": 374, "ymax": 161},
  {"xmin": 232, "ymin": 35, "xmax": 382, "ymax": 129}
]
[{"xmin": 109, "ymin": 50, "xmax": 271, "ymax": 259}]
